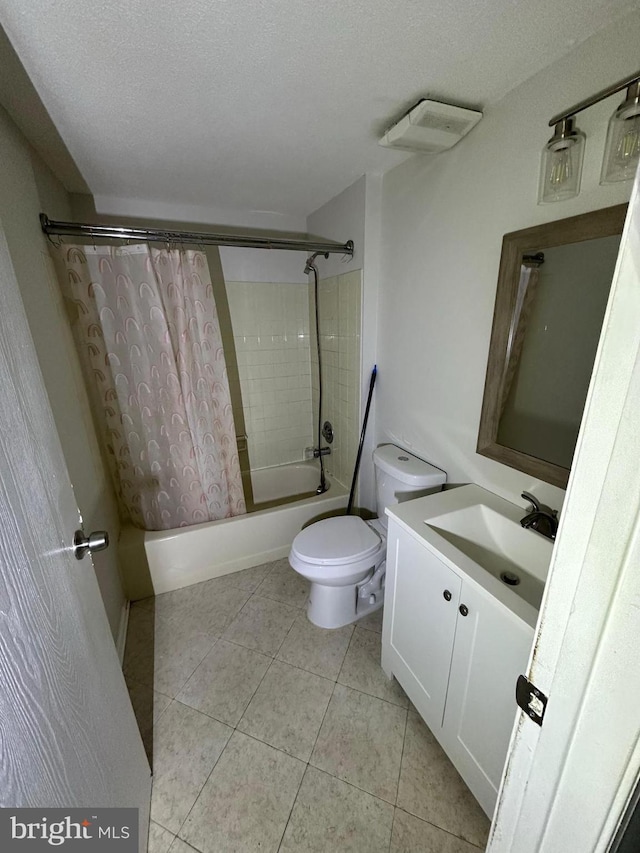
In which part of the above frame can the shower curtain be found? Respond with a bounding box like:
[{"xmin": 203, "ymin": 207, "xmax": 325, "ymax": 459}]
[{"xmin": 58, "ymin": 243, "xmax": 245, "ymax": 530}]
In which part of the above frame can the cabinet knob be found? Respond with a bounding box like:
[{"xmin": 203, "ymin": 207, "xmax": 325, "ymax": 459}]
[
  {"xmin": 459, "ymin": 604, "xmax": 469, "ymax": 617},
  {"xmin": 443, "ymin": 589, "xmax": 452, "ymax": 601}
]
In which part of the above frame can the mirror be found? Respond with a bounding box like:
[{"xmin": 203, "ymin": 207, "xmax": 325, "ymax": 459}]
[{"xmin": 477, "ymin": 204, "xmax": 627, "ymax": 488}]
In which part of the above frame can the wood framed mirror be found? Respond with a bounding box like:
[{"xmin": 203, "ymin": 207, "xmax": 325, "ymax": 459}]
[{"xmin": 477, "ymin": 203, "xmax": 628, "ymax": 488}]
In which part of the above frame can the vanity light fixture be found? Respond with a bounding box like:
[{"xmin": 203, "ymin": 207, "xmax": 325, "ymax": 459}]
[
  {"xmin": 601, "ymin": 80, "xmax": 640, "ymax": 184},
  {"xmin": 538, "ymin": 117, "xmax": 585, "ymax": 204},
  {"xmin": 539, "ymin": 70, "xmax": 640, "ymax": 204}
]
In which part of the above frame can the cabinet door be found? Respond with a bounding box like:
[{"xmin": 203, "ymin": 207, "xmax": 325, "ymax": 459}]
[
  {"xmin": 443, "ymin": 581, "xmax": 534, "ymax": 816},
  {"xmin": 386, "ymin": 526, "xmax": 461, "ymax": 729}
]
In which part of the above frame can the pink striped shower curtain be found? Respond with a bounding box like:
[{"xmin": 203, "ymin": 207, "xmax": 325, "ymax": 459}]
[{"xmin": 58, "ymin": 243, "xmax": 245, "ymax": 530}]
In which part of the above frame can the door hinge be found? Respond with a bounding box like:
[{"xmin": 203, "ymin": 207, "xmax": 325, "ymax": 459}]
[{"xmin": 516, "ymin": 674, "xmax": 548, "ymax": 726}]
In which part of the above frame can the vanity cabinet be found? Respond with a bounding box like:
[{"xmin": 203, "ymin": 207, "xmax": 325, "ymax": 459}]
[{"xmin": 382, "ymin": 517, "xmax": 534, "ymax": 817}]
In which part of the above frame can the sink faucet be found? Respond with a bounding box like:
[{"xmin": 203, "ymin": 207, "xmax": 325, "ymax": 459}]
[{"xmin": 520, "ymin": 491, "xmax": 559, "ymax": 541}]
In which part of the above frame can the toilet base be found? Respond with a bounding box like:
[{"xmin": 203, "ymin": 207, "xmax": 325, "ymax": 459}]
[{"xmin": 307, "ymin": 573, "xmax": 385, "ymax": 630}]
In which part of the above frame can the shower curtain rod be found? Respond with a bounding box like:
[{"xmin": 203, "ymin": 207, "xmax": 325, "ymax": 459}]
[{"xmin": 39, "ymin": 213, "xmax": 354, "ymax": 257}]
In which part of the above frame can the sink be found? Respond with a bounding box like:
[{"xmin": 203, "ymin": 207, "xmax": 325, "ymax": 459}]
[{"xmin": 425, "ymin": 503, "xmax": 552, "ymax": 610}]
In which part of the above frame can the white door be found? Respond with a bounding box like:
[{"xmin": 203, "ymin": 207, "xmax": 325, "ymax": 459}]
[{"xmin": 0, "ymin": 225, "xmax": 151, "ymax": 846}]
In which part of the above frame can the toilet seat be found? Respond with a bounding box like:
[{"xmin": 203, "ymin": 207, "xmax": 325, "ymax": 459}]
[
  {"xmin": 291, "ymin": 516, "xmax": 381, "ymax": 565},
  {"xmin": 290, "ymin": 516, "xmax": 385, "ymax": 585}
]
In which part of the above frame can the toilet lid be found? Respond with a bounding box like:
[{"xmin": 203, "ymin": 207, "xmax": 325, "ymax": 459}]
[{"xmin": 292, "ymin": 516, "xmax": 382, "ymax": 565}]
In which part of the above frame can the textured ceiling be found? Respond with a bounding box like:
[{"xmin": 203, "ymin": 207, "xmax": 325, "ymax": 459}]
[{"xmin": 0, "ymin": 0, "xmax": 635, "ymax": 218}]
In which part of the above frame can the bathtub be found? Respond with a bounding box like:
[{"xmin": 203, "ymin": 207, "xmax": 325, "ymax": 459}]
[
  {"xmin": 119, "ymin": 460, "xmax": 348, "ymax": 598},
  {"xmin": 249, "ymin": 461, "xmax": 325, "ymax": 505}
]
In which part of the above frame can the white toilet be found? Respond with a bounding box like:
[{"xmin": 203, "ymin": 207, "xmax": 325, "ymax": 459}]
[{"xmin": 289, "ymin": 444, "xmax": 446, "ymax": 629}]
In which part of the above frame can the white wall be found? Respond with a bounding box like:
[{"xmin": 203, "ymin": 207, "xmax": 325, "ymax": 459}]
[
  {"xmin": 307, "ymin": 175, "xmax": 381, "ymax": 509},
  {"xmin": 311, "ymin": 270, "xmax": 362, "ymax": 489},
  {"xmin": 88, "ymin": 192, "xmax": 308, "ymax": 284},
  {"xmin": 376, "ymin": 12, "xmax": 639, "ymax": 511},
  {"xmin": 0, "ymin": 104, "xmax": 126, "ymax": 640}
]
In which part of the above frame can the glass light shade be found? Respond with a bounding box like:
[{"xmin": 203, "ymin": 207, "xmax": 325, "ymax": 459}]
[
  {"xmin": 600, "ymin": 84, "xmax": 640, "ymax": 184},
  {"xmin": 538, "ymin": 118, "xmax": 585, "ymax": 204}
]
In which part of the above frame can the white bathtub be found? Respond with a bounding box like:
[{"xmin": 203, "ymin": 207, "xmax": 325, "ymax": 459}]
[
  {"xmin": 250, "ymin": 461, "xmax": 324, "ymax": 504},
  {"xmin": 119, "ymin": 461, "xmax": 348, "ymax": 598}
]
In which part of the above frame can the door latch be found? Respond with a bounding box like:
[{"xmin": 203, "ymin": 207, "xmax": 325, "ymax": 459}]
[{"xmin": 516, "ymin": 674, "xmax": 548, "ymax": 726}]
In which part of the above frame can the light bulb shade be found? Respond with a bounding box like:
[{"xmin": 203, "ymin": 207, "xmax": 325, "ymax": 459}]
[
  {"xmin": 600, "ymin": 91, "xmax": 640, "ymax": 184},
  {"xmin": 538, "ymin": 119, "xmax": 585, "ymax": 204}
]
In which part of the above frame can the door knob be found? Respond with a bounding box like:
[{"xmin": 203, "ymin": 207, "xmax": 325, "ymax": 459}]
[
  {"xmin": 459, "ymin": 604, "xmax": 469, "ymax": 617},
  {"xmin": 443, "ymin": 589, "xmax": 452, "ymax": 601},
  {"xmin": 73, "ymin": 530, "xmax": 109, "ymax": 561}
]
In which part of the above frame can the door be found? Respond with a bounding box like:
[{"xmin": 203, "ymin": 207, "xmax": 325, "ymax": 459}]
[
  {"xmin": 383, "ymin": 522, "xmax": 461, "ymax": 728},
  {"xmin": 0, "ymin": 226, "xmax": 151, "ymax": 845},
  {"xmin": 443, "ymin": 580, "xmax": 534, "ymax": 817}
]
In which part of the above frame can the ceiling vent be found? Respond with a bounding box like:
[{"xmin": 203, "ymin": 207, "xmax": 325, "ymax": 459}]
[{"xmin": 379, "ymin": 99, "xmax": 482, "ymax": 153}]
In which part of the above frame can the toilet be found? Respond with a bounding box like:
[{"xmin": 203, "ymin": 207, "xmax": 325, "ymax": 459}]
[{"xmin": 289, "ymin": 444, "xmax": 446, "ymax": 629}]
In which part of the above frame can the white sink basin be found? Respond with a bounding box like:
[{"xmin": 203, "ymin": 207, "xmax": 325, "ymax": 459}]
[
  {"xmin": 425, "ymin": 504, "xmax": 551, "ymax": 610},
  {"xmin": 386, "ymin": 483, "xmax": 555, "ymax": 625}
]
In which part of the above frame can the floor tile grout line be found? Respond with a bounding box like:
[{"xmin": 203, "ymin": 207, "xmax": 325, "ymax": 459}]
[
  {"xmin": 335, "ymin": 621, "xmax": 357, "ymax": 685},
  {"xmin": 235, "ymin": 654, "xmax": 296, "ymax": 735},
  {"xmin": 393, "ymin": 806, "xmax": 489, "ymax": 850},
  {"xmin": 252, "ymin": 590, "xmax": 307, "ymax": 610},
  {"xmin": 393, "ymin": 706, "xmax": 409, "ymax": 807},
  {"xmin": 388, "ymin": 805, "xmax": 397, "ymax": 853},
  {"xmin": 273, "ymin": 760, "xmax": 309, "ymax": 853},
  {"xmin": 268, "ymin": 652, "xmax": 342, "ymax": 686},
  {"xmin": 170, "ymin": 634, "xmax": 219, "ymax": 699},
  {"xmin": 306, "ymin": 677, "xmax": 339, "ymax": 771},
  {"xmin": 396, "ymin": 795, "xmax": 490, "ymax": 847},
  {"xmin": 333, "ymin": 626, "xmax": 409, "ymax": 708},
  {"xmin": 171, "ymin": 714, "xmax": 237, "ymax": 847}
]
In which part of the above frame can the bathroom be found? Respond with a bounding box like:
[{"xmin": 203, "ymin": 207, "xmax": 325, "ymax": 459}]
[{"xmin": 0, "ymin": 4, "xmax": 639, "ymax": 853}]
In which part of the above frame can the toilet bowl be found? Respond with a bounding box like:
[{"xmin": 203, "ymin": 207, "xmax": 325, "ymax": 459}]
[
  {"xmin": 289, "ymin": 445, "xmax": 446, "ymax": 629},
  {"xmin": 289, "ymin": 515, "xmax": 386, "ymax": 628}
]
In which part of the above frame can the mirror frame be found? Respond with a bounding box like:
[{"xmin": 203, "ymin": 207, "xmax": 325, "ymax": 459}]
[{"xmin": 477, "ymin": 203, "xmax": 628, "ymax": 488}]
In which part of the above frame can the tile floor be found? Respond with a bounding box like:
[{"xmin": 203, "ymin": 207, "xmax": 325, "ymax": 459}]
[{"xmin": 124, "ymin": 558, "xmax": 490, "ymax": 853}]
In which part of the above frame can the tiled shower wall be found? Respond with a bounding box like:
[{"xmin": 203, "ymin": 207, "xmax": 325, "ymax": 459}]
[
  {"xmin": 311, "ymin": 270, "xmax": 362, "ymax": 490},
  {"xmin": 226, "ymin": 281, "xmax": 313, "ymax": 470}
]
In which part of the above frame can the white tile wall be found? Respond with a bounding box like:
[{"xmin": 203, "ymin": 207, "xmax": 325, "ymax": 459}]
[
  {"xmin": 311, "ymin": 270, "xmax": 362, "ymax": 490},
  {"xmin": 226, "ymin": 281, "xmax": 313, "ymax": 469}
]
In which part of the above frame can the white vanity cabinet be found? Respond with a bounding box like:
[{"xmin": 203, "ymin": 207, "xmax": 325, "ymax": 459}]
[{"xmin": 382, "ymin": 516, "xmax": 535, "ymax": 817}]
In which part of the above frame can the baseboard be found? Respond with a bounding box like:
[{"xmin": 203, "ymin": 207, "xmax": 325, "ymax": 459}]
[{"xmin": 116, "ymin": 599, "xmax": 130, "ymax": 665}]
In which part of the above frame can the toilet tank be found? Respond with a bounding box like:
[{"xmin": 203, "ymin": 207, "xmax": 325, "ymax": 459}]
[{"xmin": 373, "ymin": 444, "xmax": 446, "ymax": 526}]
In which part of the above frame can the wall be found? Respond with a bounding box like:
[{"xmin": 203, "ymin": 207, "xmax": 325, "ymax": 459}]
[
  {"xmin": 307, "ymin": 175, "xmax": 379, "ymax": 508},
  {"xmin": 226, "ymin": 280, "xmax": 313, "ymax": 469},
  {"xmin": 83, "ymin": 192, "xmax": 309, "ymax": 284},
  {"xmin": 311, "ymin": 270, "xmax": 362, "ymax": 489},
  {"xmin": 377, "ymin": 12, "xmax": 639, "ymax": 510},
  {"xmin": 0, "ymin": 104, "xmax": 126, "ymax": 641}
]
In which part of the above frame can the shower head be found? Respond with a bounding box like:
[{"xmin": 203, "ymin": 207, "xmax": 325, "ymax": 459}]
[{"xmin": 304, "ymin": 251, "xmax": 329, "ymax": 275}]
